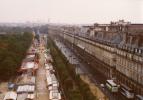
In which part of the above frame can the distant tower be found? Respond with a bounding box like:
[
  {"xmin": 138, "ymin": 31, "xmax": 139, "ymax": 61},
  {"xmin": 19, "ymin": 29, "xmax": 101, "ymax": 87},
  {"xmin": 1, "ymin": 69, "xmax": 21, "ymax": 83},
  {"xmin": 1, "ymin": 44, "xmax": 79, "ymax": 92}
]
[{"xmin": 37, "ymin": 29, "xmax": 40, "ymax": 35}]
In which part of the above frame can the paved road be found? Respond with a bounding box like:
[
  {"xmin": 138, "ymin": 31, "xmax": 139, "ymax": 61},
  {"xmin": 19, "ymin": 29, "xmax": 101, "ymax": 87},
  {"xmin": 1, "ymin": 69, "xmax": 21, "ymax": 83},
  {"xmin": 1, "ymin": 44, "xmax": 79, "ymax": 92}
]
[
  {"xmin": 36, "ymin": 35, "xmax": 49, "ymax": 100},
  {"xmin": 55, "ymin": 40, "xmax": 127, "ymax": 100}
]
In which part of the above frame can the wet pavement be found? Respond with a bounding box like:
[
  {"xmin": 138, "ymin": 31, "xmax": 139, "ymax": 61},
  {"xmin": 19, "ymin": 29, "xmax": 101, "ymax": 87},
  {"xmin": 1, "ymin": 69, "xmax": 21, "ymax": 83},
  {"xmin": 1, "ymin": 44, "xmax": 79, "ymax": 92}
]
[{"xmin": 54, "ymin": 39, "xmax": 127, "ymax": 100}]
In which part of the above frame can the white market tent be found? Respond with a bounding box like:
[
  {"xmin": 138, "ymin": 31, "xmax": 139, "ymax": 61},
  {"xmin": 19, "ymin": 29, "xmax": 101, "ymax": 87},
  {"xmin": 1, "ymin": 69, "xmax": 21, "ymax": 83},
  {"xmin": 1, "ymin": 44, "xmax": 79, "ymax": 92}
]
[
  {"xmin": 17, "ymin": 85, "xmax": 35, "ymax": 93},
  {"xmin": 45, "ymin": 64, "xmax": 50, "ymax": 70},
  {"xmin": 3, "ymin": 91, "xmax": 17, "ymax": 100},
  {"xmin": 27, "ymin": 93, "xmax": 35, "ymax": 99},
  {"xmin": 46, "ymin": 74, "xmax": 59, "ymax": 87},
  {"xmin": 33, "ymin": 63, "xmax": 38, "ymax": 70},
  {"xmin": 21, "ymin": 62, "xmax": 35, "ymax": 70},
  {"xmin": 49, "ymin": 90, "xmax": 61, "ymax": 100},
  {"xmin": 46, "ymin": 70, "xmax": 51, "ymax": 77},
  {"xmin": 48, "ymin": 85, "xmax": 58, "ymax": 91},
  {"xmin": 45, "ymin": 54, "xmax": 48, "ymax": 59},
  {"xmin": 17, "ymin": 93, "xmax": 35, "ymax": 100},
  {"xmin": 44, "ymin": 54, "xmax": 53, "ymax": 62},
  {"xmin": 27, "ymin": 54, "xmax": 35, "ymax": 59},
  {"xmin": 17, "ymin": 93, "xmax": 27, "ymax": 100},
  {"xmin": 45, "ymin": 64, "xmax": 54, "ymax": 72},
  {"xmin": 18, "ymin": 75, "xmax": 36, "ymax": 85},
  {"xmin": 46, "ymin": 76, "xmax": 52, "ymax": 86},
  {"xmin": 51, "ymin": 74, "xmax": 58, "ymax": 82},
  {"xmin": 25, "ymin": 62, "xmax": 35, "ymax": 69},
  {"xmin": 23, "ymin": 54, "xmax": 35, "ymax": 62}
]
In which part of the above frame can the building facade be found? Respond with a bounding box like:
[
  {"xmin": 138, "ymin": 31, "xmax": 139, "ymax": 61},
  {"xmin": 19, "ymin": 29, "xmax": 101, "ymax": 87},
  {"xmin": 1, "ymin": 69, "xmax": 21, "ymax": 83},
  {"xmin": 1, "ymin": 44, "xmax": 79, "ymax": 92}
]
[{"xmin": 50, "ymin": 20, "xmax": 143, "ymax": 95}]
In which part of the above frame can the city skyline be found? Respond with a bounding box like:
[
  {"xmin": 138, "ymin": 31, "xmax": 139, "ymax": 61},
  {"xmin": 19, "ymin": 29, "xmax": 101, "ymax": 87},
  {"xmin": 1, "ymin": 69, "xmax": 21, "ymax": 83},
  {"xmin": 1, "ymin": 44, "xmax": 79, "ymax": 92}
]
[{"xmin": 0, "ymin": 0, "xmax": 142, "ymax": 24}]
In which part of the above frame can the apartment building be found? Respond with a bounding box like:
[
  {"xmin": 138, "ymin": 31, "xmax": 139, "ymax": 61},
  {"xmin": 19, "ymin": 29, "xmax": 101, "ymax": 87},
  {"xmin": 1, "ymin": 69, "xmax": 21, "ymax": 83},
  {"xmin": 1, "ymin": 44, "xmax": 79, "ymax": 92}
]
[
  {"xmin": 56, "ymin": 20, "xmax": 143, "ymax": 95},
  {"xmin": 116, "ymin": 33, "xmax": 143, "ymax": 94}
]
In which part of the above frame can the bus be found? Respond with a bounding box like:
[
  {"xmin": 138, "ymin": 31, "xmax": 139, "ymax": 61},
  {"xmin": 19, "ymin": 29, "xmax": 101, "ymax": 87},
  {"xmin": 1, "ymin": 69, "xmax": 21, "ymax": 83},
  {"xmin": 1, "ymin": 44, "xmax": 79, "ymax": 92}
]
[
  {"xmin": 135, "ymin": 95, "xmax": 143, "ymax": 100},
  {"xmin": 120, "ymin": 84, "xmax": 134, "ymax": 99},
  {"xmin": 106, "ymin": 80, "xmax": 119, "ymax": 93}
]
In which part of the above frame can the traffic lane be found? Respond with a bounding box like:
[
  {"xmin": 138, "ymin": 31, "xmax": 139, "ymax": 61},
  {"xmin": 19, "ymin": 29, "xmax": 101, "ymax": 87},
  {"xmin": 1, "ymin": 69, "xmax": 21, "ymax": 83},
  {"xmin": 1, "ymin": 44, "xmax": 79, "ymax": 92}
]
[
  {"xmin": 56, "ymin": 41, "xmax": 78, "ymax": 64},
  {"xmin": 59, "ymin": 41, "xmax": 128, "ymax": 100},
  {"xmin": 56, "ymin": 40, "xmax": 128, "ymax": 100},
  {"xmin": 57, "ymin": 42, "xmax": 117, "ymax": 99},
  {"xmin": 72, "ymin": 46, "xmax": 128, "ymax": 100},
  {"xmin": 55, "ymin": 41, "xmax": 89, "ymax": 76}
]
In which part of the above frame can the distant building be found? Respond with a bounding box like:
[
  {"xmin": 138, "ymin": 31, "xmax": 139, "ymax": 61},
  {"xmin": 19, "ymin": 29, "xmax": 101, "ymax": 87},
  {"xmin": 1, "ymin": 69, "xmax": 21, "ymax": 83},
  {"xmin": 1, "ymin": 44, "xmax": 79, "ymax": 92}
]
[
  {"xmin": 0, "ymin": 32, "xmax": 7, "ymax": 35},
  {"xmin": 57, "ymin": 20, "xmax": 143, "ymax": 95}
]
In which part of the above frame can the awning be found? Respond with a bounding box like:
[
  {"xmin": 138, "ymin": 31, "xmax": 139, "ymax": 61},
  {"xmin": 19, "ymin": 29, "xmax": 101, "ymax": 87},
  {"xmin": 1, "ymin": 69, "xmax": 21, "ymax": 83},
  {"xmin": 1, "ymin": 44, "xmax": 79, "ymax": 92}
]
[
  {"xmin": 49, "ymin": 90, "xmax": 61, "ymax": 100},
  {"xmin": 21, "ymin": 62, "xmax": 35, "ymax": 70},
  {"xmin": 17, "ymin": 85, "xmax": 35, "ymax": 93},
  {"xmin": 4, "ymin": 91, "xmax": 17, "ymax": 100}
]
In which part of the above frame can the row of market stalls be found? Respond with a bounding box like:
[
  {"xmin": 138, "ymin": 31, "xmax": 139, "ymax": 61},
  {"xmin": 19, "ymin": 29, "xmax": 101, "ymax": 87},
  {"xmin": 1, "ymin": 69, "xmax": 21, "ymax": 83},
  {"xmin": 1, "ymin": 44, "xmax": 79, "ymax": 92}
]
[
  {"xmin": 3, "ymin": 39, "xmax": 39, "ymax": 100},
  {"xmin": 16, "ymin": 45, "xmax": 38, "ymax": 100},
  {"xmin": 19, "ymin": 46, "xmax": 39, "ymax": 75},
  {"xmin": 44, "ymin": 52, "xmax": 62, "ymax": 100}
]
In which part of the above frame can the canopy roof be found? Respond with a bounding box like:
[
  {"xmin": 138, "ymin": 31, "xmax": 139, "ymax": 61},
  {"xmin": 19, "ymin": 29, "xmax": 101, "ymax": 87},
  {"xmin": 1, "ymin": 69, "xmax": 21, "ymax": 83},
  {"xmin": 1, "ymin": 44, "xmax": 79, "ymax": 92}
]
[
  {"xmin": 21, "ymin": 62, "xmax": 35, "ymax": 70},
  {"xmin": 4, "ymin": 91, "xmax": 17, "ymax": 100}
]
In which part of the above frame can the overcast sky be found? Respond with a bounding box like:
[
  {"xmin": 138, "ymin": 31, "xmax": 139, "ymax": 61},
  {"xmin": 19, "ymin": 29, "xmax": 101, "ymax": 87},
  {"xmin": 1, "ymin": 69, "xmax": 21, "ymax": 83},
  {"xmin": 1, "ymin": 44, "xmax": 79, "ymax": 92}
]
[{"xmin": 0, "ymin": 0, "xmax": 142, "ymax": 24}]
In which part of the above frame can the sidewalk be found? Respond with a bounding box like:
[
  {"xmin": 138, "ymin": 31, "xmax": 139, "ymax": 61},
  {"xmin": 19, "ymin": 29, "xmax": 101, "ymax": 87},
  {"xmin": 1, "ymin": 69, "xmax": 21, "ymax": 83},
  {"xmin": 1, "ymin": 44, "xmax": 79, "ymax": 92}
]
[{"xmin": 80, "ymin": 75, "xmax": 108, "ymax": 100}]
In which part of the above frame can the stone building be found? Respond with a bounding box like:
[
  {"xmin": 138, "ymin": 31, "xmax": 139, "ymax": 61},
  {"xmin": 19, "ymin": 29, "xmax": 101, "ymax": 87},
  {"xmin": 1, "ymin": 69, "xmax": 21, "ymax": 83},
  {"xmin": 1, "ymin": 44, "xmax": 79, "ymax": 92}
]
[
  {"xmin": 52, "ymin": 20, "xmax": 143, "ymax": 95},
  {"xmin": 116, "ymin": 33, "xmax": 143, "ymax": 95}
]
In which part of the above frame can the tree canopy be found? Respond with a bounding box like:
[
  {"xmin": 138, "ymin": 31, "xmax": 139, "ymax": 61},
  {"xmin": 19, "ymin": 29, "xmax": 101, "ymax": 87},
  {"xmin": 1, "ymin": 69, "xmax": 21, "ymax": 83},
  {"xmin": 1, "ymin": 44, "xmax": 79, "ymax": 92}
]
[{"xmin": 0, "ymin": 32, "xmax": 33, "ymax": 81}]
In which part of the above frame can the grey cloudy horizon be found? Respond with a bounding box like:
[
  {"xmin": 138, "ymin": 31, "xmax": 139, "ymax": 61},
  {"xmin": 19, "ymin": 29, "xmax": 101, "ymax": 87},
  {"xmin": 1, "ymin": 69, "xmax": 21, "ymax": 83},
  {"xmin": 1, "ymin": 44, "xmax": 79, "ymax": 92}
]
[{"xmin": 0, "ymin": 0, "xmax": 143, "ymax": 24}]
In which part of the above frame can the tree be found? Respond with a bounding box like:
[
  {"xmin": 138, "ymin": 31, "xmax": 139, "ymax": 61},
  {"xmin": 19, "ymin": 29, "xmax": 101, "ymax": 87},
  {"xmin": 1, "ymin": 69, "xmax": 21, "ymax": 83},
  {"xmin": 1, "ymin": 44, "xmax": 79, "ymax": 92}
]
[{"xmin": 0, "ymin": 32, "xmax": 33, "ymax": 81}]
